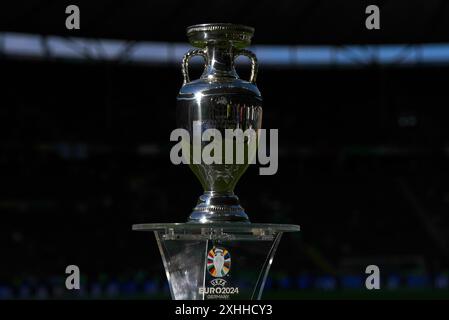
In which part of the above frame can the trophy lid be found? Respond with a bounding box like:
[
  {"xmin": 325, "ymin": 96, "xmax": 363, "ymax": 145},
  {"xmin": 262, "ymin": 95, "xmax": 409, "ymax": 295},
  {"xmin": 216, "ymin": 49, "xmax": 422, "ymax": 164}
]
[{"xmin": 186, "ymin": 23, "xmax": 254, "ymax": 49}]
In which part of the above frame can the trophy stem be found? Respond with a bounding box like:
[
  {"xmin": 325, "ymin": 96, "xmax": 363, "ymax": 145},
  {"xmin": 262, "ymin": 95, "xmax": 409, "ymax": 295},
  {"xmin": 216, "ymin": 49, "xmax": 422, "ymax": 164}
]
[{"xmin": 188, "ymin": 191, "xmax": 249, "ymax": 223}]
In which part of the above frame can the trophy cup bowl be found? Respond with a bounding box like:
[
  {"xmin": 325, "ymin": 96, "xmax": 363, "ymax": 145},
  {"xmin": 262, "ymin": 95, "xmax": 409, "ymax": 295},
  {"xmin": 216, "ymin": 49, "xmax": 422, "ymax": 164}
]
[
  {"xmin": 133, "ymin": 24, "xmax": 300, "ymax": 300},
  {"xmin": 177, "ymin": 23, "xmax": 263, "ymax": 223}
]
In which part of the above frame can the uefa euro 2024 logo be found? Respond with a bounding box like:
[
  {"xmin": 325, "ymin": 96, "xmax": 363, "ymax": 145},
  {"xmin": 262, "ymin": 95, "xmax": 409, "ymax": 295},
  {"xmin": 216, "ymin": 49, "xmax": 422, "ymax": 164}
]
[
  {"xmin": 200, "ymin": 246, "xmax": 239, "ymax": 297},
  {"xmin": 207, "ymin": 247, "xmax": 231, "ymax": 278}
]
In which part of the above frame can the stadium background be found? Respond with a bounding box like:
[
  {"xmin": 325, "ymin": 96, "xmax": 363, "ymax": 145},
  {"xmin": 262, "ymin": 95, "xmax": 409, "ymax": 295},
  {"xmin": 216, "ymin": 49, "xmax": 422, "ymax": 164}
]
[{"xmin": 1, "ymin": 0, "xmax": 449, "ymax": 299}]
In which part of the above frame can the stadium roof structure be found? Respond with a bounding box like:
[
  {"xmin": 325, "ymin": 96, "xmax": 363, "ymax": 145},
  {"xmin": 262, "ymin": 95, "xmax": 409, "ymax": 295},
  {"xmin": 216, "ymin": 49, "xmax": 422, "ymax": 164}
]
[{"xmin": 1, "ymin": 0, "xmax": 449, "ymax": 45}]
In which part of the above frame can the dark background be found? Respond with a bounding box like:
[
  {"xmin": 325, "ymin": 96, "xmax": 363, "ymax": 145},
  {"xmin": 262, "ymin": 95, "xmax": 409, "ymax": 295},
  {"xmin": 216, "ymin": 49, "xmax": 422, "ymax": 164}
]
[{"xmin": 1, "ymin": 0, "xmax": 449, "ymax": 299}]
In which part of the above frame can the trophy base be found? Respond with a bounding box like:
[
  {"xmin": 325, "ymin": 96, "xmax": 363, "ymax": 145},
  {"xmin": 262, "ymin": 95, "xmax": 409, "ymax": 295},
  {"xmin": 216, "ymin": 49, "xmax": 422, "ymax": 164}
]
[
  {"xmin": 189, "ymin": 191, "xmax": 249, "ymax": 223},
  {"xmin": 133, "ymin": 222, "xmax": 300, "ymax": 300}
]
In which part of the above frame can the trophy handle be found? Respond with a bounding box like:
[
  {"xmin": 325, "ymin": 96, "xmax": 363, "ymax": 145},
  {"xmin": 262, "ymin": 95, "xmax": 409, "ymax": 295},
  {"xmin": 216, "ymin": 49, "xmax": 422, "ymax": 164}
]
[
  {"xmin": 182, "ymin": 49, "xmax": 207, "ymax": 84},
  {"xmin": 234, "ymin": 49, "xmax": 258, "ymax": 84}
]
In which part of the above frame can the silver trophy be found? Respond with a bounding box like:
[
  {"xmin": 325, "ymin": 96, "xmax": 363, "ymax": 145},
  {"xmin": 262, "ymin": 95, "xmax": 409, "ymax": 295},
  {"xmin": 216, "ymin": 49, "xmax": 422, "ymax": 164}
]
[{"xmin": 133, "ymin": 23, "xmax": 299, "ymax": 300}]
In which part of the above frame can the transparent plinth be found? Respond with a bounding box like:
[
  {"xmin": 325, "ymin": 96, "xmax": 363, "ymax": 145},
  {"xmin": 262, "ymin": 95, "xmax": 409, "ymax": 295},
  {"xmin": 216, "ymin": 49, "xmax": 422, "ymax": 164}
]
[{"xmin": 133, "ymin": 223, "xmax": 300, "ymax": 300}]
